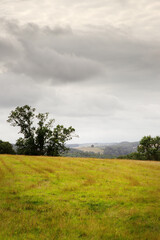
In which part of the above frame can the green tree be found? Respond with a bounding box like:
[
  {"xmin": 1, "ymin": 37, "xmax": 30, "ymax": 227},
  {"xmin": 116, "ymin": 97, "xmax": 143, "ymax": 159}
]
[
  {"xmin": 7, "ymin": 105, "xmax": 76, "ymax": 156},
  {"xmin": 0, "ymin": 140, "xmax": 15, "ymax": 154},
  {"xmin": 47, "ymin": 125, "xmax": 75, "ymax": 156},
  {"xmin": 137, "ymin": 136, "xmax": 160, "ymax": 160},
  {"xmin": 35, "ymin": 113, "xmax": 54, "ymax": 155},
  {"xmin": 7, "ymin": 105, "xmax": 37, "ymax": 155}
]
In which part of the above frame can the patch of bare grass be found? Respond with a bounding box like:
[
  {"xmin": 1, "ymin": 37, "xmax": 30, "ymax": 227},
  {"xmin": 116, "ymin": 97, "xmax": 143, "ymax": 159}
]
[{"xmin": 83, "ymin": 176, "xmax": 96, "ymax": 186}]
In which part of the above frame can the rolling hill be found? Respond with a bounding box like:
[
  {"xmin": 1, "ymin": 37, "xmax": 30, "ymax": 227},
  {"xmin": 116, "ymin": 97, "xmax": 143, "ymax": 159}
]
[{"xmin": 67, "ymin": 141, "xmax": 139, "ymax": 158}]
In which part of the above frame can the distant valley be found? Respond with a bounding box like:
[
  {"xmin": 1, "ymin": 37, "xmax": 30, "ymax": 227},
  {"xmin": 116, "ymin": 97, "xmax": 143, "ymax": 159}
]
[{"xmin": 66, "ymin": 141, "xmax": 139, "ymax": 158}]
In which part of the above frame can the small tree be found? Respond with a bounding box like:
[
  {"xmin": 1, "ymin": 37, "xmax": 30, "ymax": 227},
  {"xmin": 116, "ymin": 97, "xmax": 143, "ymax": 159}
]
[
  {"xmin": 7, "ymin": 105, "xmax": 76, "ymax": 156},
  {"xmin": 137, "ymin": 136, "xmax": 160, "ymax": 160},
  {"xmin": 0, "ymin": 140, "xmax": 15, "ymax": 154}
]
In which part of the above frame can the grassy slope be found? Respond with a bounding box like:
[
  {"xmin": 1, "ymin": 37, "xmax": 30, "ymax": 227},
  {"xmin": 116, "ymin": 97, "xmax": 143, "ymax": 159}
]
[{"xmin": 0, "ymin": 155, "xmax": 160, "ymax": 240}]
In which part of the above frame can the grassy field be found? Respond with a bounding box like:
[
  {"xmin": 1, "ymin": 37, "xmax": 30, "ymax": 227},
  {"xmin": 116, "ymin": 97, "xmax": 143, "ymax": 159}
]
[{"xmin": 0, "ymin": 155, "xmax": 160, "ymax": 240}]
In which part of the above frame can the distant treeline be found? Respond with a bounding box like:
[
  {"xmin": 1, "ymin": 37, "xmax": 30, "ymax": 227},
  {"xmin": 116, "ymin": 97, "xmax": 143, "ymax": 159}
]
[
  {"xmin": 63, "ymin": 148, "xmax": 111, "ymax": 159},
  {"xmin": 1, "ymin": 135, "xmax": 160, "ymax": 161}
]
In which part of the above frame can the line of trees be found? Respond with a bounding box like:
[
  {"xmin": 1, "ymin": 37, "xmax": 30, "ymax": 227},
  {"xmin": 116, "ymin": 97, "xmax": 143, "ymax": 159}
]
[{"xmin": 0, "ymin": 105, "xmax": 160, "ymax": 160}]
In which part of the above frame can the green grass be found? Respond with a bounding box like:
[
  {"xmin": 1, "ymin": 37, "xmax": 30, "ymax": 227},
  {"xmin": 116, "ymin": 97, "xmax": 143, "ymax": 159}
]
[{"xmin": 0, "ymin": 155, "xmax": 160, "ymax": 240}]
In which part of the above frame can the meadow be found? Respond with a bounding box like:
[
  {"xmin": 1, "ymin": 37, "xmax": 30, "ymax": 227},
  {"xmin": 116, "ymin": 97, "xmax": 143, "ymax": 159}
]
[{"xmin": 0, "ymin": 155, "xmax": 160, "ymax": 240}]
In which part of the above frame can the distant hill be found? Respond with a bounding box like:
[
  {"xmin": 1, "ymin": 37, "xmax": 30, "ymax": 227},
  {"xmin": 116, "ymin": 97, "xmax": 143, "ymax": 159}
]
[
  {"xmin": 66, "ymin": 141, "xmax": 139, "ymax": 158},
  {"xmin": 67, "ymin": 142, "xmax": 115, "ymax": 148},
  {"xmin": 103, "ymin": 141, "xmax": 139, "ymax": 157},
  {"xmin": 74, "ymin": 146, "xmax": 104, "ymax": 154},
  {"xmin": 67, "ymin": 144, "xmax": 80, "ymax": 148}
]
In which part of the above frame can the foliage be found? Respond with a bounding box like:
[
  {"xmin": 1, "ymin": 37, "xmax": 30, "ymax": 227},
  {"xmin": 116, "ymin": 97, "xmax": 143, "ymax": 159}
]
[
  {"xmin": 7, "ymin": 105, "xmax": 75, "ymax": 156},
  {"xmin": 137, "ymin": 135, "xmax": 160, "ymax": 160},
  {"xmin": 117, "ymin": 152, "xmax": 144, "ymax": 160},
  {"xmin": 0, "ymin": 140, "xmax": 15, "ymax": 154}
]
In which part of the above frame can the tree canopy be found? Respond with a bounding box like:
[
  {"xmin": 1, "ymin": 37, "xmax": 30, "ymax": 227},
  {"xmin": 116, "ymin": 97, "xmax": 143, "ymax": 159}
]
[
  {"xmin": 118, "ymin": 135, "xmax": 160, "ymax": 161},
  {"xmin": 137, "ymin": 135, "xmax": 160, "ymax": 160},
  {"xmin": 0, "ymin": 140, "xmax": 15, "ymax": 154},
  {"xmin": 7, "ymin": 105, "xmax": 76, "ymax": 156}
]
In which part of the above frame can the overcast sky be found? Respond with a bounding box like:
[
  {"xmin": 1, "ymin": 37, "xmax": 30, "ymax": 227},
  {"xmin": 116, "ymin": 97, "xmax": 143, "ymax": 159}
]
[{"xmin": 0, "ymin": 0, "xmax": 160, "ymax": 144}]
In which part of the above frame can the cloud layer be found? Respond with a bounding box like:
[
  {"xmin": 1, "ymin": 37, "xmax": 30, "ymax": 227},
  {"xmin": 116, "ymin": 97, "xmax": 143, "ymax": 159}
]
[
  {"xmin": 0, "ymin": 0, "xmax": 160, "ymax": 143},
  {"xmin": 0, "ymin": 18, "xmax": 160, "ymax": 86}
]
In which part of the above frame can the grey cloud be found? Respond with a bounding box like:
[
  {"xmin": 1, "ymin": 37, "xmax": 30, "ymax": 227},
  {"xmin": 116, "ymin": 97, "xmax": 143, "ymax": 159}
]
[
  {"xmin": 52, "ymin": 31, "xmax": 160, "ymax": 74},
  {"xmin": 0, "ymin": 20, "xmax": 103, "ymax": 83},
  {"xmin": 12, "ymin": 46, "xmax": 102, "ymax": 82},
  {"xmin": 0, "ymin": 19, "xmax": 160, "ymax": 86},
  {"xmin": 0, "ymin": 38, "xmax": 17, "ymax": 60}
]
